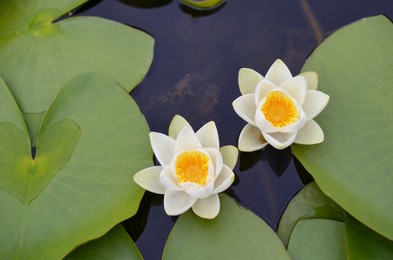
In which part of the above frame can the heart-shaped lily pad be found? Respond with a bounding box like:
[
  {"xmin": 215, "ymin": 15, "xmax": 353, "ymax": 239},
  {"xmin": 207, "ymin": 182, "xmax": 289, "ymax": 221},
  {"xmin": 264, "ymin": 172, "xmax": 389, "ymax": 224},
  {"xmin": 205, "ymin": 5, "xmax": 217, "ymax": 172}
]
[
  {"xmin": 0, "ymin": 0, "xmax": 154, "ymax": 144},
  {"xmin": 0, "ymin": 119, "xmax": 80, "ymax": 205},
  {"xmin": 0, "ymin": 72, "xmax": 152, "ymax": 259},
  {"xmin": 293, "ymin": 15, "xmax": 393, "ymax": 240}
]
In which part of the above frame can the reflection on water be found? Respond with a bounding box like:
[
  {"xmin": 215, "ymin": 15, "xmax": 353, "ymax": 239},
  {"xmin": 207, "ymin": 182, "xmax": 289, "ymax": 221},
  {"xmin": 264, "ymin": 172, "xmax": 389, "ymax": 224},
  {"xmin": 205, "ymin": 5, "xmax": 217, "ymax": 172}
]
[{"xmin": 80, "ymin": 0, "xmax": 393, "ymax": 258}]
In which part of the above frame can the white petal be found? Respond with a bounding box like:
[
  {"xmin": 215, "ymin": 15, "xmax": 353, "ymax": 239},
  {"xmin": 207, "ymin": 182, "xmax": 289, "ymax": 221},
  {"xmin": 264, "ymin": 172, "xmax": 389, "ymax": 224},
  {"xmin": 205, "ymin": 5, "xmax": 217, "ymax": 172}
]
[
  {"xmin": 160, "ymin": 166, "xmax": 182, "ymax": 191},
  {"xmin": 295, "ymin": 120, "xmax": 324, "ymax": 144},
  {"xmin": 175, "ymin": 127, "xmax": 202, "ymax": 153},
  {"xmin": 168, "ymin": 115, "xmax": 193, "ymax": 139},
  {"xmin": 255, "ymin": 80, "xmax": 277, "ymax": 105},
  {"xmin": 280, "ymin": 76, "xmax": 307, "ymax": 105},
  {"xmin": 149, "ymin": 132, "xmax": 175, "ymax": 166},
  {"xmin": 302, "ymin": 90, "xmax": 330, "ymax": 120},
  {"xmin": 133, "ymin": 166, "xmax": 166, "ymax": 194},
  {"xmin": 262, "ymin": 132, "xmax": 297, "ymax": 150},
  {"xmin": 204, "ymin": 148, "xmax": 223, "ymax": 179},
  {"xmin": 192, "ymin": 194, "xmax": 220, "ymax": 219},
  {"xmin": 265, "ymin": 59, "xmax": 292, "ymax": 86},
  {"xmin": 213, "ymin": 164, "xmax": 235, "ymax": 193},
  {"xmin": 219, "ymin": 145, "xmax": 238, "ymax": 170},
  {"xmin": 164, "ymin": 190, "xmax": 196, "ymax": 216},
  {"xmin": 196, "ymin": 121, "xmax": 219, "ymax": 149},
  {"xmin": 299, "ymin": 71, "xmax": 318, "ymax": 90},
  {"xmin": 238, "ymin": 68, "xmax": 264, "ymax": 95},
  {"xmin": 238, "ymin": 124, "xmax": 268, "ymax": 152},
  {"xmin": 232, "ymin": 94, "xmax": 257, "ymax": 125},
  {"xmin": 182, "ymin": 180, "xmax": 214, "ymax": 199}
]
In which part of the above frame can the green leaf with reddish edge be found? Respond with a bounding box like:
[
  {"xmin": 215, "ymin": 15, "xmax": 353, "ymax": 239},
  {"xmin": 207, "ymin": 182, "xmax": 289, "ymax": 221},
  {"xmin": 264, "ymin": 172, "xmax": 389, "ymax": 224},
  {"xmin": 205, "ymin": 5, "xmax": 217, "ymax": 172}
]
[
  {"xmin": 0, "ymin": 0, "xmax": 154, "ymax": 144},
  {"xmin": 293, "ymin": 15, "xmax": 393, "ymax": 240},
  {"xmin": 0, "ymin": 72, "xmax": 152, "ymax": 259},
  {"xmin": 66, "ymin": 225, "xmax": 143, "ymax": 260},
  {"xmin": 163, "ymin": 194, "xmax": 290, "ymax": 260}
]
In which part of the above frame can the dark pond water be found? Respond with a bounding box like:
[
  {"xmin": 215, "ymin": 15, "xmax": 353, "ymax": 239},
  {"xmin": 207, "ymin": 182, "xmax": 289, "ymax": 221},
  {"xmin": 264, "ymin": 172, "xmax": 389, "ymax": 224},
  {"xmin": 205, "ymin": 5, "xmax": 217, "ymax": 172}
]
[{"xmin": 79, "ymin": 0, "xmax": 393, "ymax": 258}]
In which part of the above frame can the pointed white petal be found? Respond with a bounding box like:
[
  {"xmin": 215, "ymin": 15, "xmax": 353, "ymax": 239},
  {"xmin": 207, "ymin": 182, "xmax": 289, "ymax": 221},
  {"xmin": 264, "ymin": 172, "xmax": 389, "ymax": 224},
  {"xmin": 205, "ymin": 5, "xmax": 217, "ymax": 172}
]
[
  {"xmin": 168, "ymin": 115, "xmax": 193, "ymax": 139},
  {"xmin": 238, "ymin": 124, "xmax": 268, "ymax": 152},
  {"xmin": 164, "ymin": 190, "xmax": 197, "ymax": 216},
  {"xmin": 149, "ymin": 132, "xmax": 175, "ymax": 166},
  {"xmin": 239, "ymin": 68, "xmax": 264, "ymax": 95},
  {"xmin": 192, "ymin": 194, "xmax": 220, "ymax": 219},
  {"xmin": 280, "ymin": 76, "xmax": 307, "ymax": 105},
  {"xmin": 204, "ymin": 148, "xmax": 223, "ymax": 179},
  {"xmin": 196, "ymin": 121, "xmax": 219, "ymax": 149},
  {"xmin": 265, "ymin": 59, "xmax": 292, "ymax": 86},
  {"xmin": 133, "ymin": 166, "xmax": 166, "ymax": 194},
  {"xmin": 213, "ymin": 165, "xmax": 235, "ymax": 193},
  {"xmin": 262, "ymin": 132, "xmax": 297, "ymax": 150},
  {"xmin": 219, "ymin": 145, "xmax": 238, "ymax": 170},
  {"xmin": 182, "ymin": 180, "xmax": 214, "ymax": 199},
  {"xmin": 302, "ymin": 90, "xmax": 330, "ymax": 120},
  {"xmin": 175, "ymin": 127, "xmax": 202, "ymax": 153},
  {"xmin": 255, "ymin": 80, "xmax": 277, "ymax": 105},
  {"xmin": 232, "ymin": 94, "xmax": 257, "ymax": 125},
  {"xmin": 160, "ymin": 166, "xmax": 182, "ymax": 191},
  {"xmin": 299, "ymin": 71, "xmax": 318, "ymax": 90},
  {"xmin": 295, "ymin": 120, "xmax": 324, "ymax": 144}
]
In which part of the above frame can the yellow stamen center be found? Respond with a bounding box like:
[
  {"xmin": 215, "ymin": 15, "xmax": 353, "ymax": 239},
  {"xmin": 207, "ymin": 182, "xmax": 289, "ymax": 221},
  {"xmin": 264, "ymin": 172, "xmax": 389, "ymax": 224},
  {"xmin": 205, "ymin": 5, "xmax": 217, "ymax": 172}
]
[
  {"xmin": 175, "ymin": 150, "xmax": 209, "ymax": 185},
  {"xmin": 261, "ymin": 91, "xmax": 299, "ymax": 128}
]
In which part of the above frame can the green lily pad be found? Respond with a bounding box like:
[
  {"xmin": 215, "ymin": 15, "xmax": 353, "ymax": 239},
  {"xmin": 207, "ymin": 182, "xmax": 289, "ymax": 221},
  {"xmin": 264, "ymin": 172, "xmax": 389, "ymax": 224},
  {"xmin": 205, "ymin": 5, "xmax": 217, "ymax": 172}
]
[
  {"xmin": 66, "ymin": 225, "xmax": 143, "ymax": 260},
  {"xmin": 0, "ymin": 0, "xmax": 154, "ymax": 144},
  {"xmin": 0, "ymin": 119, "xmax": 80, "ymax": 205},
  {"xmin": 162, "ymin": 194, "xmax": 290, "ymax": 259},
  {"xmin": 346, "ymin": 214, "xmax": 393, "ymax": 260},
  {"xmin": 0, "ymin": 73, "xmax": 152, "ymax": 259},
  {"xmin": 288, "ymin": 219, "xmax": 347, "ymax": 260},
  {"xmin": 293, "ymin": 15, "xmax": 393, "ymax": 239},
  {"xmin": 277, "ymin": 182, "xmax": 345, "ymax": 247}
]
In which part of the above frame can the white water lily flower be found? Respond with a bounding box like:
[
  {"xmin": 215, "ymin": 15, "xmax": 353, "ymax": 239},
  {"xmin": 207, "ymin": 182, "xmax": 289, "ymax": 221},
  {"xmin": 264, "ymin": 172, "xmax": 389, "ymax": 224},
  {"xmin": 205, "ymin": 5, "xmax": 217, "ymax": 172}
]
[
  {"xmin": 133, "ymin": 115, "xmax": 238, "ymax": 219},
  {"xmin": 233, "ymin": 59, "xmax": 329, "ymax": 151}
]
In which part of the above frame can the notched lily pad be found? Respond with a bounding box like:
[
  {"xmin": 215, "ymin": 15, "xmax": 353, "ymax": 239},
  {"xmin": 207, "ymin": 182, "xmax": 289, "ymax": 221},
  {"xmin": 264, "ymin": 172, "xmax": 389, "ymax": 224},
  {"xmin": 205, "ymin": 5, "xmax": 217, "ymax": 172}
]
[
  {"xmin": 0, "ymin": 72, "xmax": 152, "ymax": 259},
  {"xmin": 0, "ymin": 119, "xmax": 80, "ymax": 205},
  {"xmin": 0, "ymin": 0, "xmax": 154, "ymax": 144}
]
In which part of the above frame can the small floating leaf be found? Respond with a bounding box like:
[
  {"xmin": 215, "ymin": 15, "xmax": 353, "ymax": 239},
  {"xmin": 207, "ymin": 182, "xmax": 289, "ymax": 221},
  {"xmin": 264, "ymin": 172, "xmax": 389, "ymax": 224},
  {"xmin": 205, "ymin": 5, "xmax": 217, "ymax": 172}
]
[{"xmin": 178, "ymin": 0, "xmax": 226, "ymax": 10}]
